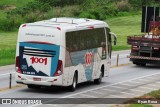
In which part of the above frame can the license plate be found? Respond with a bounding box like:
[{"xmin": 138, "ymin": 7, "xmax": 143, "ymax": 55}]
[{"xmin": 33, "ymin": 78, "xmax": 41, "ymax": 81}]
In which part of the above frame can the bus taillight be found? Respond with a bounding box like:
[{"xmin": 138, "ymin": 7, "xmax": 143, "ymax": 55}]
[
  {"xmin": 15, "ymin": 56, "xmax": 22, "ymax": 74},
  {"xmin": 54, "ymin": 60, "xmax": 63, "ymax": 76}
]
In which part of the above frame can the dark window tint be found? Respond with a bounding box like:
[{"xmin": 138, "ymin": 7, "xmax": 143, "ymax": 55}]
[{"xmin": 66, "ymin": 28, "xmax": 106, "ymax": 52}]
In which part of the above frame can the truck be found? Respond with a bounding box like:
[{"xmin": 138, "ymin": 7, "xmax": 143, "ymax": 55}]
[{"xmin": 127, "ymin": 6, "xmax": 160, "ymax": 66}]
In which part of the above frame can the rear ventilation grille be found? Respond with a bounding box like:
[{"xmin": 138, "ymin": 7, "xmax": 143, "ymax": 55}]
[{"xmin": 23, "ymin": 48, "xmax": 56, "ymax": 57}]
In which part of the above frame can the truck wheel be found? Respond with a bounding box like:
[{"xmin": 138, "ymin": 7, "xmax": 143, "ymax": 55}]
[
  {"xmin": 94, "ymin": 72, "xmax": 102, "ymax": 84},
  {"xmin": 69, "ymin": 73, "xmax": 77, "ymax": 92},
  {"xmin": 27, "ymin": 85, "xmax": 41, "ymax": 89},
  {"xmin": 141, "ymin": 63, "xmax": 146, "ymax": 66},
  {"xmin": 136, "ymin": 63, "xmax": 140, "ymax": 66},
  {"xmin": 133, "ymin": 62, "xmax": 140, "ymax": 66},
  {"xmin": 133, "ymin": 62, "xmax": 136, "ymax": 64},
  {"xmin": 133, "ymin": 62, "xmax": 139, "ymax": 65}
]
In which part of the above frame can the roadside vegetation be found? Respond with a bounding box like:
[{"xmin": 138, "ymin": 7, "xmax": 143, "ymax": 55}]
[
  {"xmin": 0, "ymin": 0, "xmax": 160, "ymax": 66},
  {"xmin": 129, "ymin": 104, "xmax": 152, "ymax": 107},
  {"xmin": 127, "ymin": 89, "xmax": 160, "ymax": 107}
]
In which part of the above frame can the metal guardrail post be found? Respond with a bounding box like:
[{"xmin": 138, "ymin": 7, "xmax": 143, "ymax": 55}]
[
  {"xmin": 116, "ymin": 54, "xmax": 119, "ymax": 67},
  {"xmin": 9, "ymin": 73, "xmax": 12, "ymax": 89}
]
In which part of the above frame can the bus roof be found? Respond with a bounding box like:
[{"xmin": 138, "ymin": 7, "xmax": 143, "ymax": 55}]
[{"xmin": 23, "ymin": 17, "xmax": 109, "ymax": 31}]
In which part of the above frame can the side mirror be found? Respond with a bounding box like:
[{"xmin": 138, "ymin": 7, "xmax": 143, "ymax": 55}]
[{"xmin": 109, "ymin": 32, "xmax": 117, "ymax": 46}]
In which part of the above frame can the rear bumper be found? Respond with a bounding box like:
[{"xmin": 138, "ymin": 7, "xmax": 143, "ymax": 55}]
[
  {"xmin": 15, "ymin": 73, "xmax": 64, "ymax": 86},
  {"xmin": 127, "ymin": 56, "xmax": 160, "ymax": 64}
]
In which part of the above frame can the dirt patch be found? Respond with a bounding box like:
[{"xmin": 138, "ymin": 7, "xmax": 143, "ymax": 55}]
[{"xmin": 0, "ymin": 5, "xmax": 16, "ymax": 10}]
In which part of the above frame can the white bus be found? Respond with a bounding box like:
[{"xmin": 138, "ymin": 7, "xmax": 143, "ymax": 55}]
[{"xmin": 15, "ymin": 17, "xmax": 116, "ymax": 91}]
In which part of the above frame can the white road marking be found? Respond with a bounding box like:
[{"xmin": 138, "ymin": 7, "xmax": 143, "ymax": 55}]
[
  {"xmin": 137, "ymin": 79, "xmax": 151, "ymax": 82},
  {"xmin": 106, "ymin": 94, "xmax": 125, "ymax": 98},
  {"xmin": 155, "ymin": 81, "xmax": 160, "ymax": 84},
  {"xmin": 89, "ymin": 90, "xmax": 104, "ymax": 95},
  {"xmin": 79, "ymin": 94, "xmax": 96, "ymax": 98},
  {"xmin": 0, "ymin": 72, "xmax": 15, "ymax": 77},
  {"xmin": 140, "ymin": 86, "xmax": 157, "ymax": 90},
  {"xmin": 100, "ymin": 88, "xmax": 117, "ymax": 92},
  {"xmin": 147, "ymin": 84, "xmax": 160, "ymax": 88},
  {"xmin": 129, "ymin": 81, "xmax": 142, "ymax": 84},
  {"xmin": 120, "ymin": 83, "xmax": 133, "ymax": 86},
  {"xmin": 61, "ymin": 72, "xmax": 160, "ymax": 99},
  {"xmin": 145, "ymin": 77, "xmax": 159, "ymax": 80},
  {"xmin": 26, "ymin": 72, "xmax": 160, "ymax": 107},
  {"xmin": 109, "ymin": 85, "xmax": 126, "ymax": 89},
  {"xmin": 120, "ymin": 92, "xmax": 135, "ymax": 95},
  {"xmin": 46, "ymin": 104, "xmax": 61, "ymax": 107},
  {"xmin": 129, "ymin": 89, "xmax": 146, "ymax": 93}
]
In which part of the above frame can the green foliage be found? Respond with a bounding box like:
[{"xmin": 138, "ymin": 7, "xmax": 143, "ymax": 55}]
[
  {"xmin": 0, "ymin": 31, "xmax": 17, "ymax": 66},
  {"xmin": 79, "ymin": 4, "xmax": 118, "ymax": 20},
  {"xmin": 129, "ymin": 0, "xmax": 160, "ymax": 9},
  {"xmin": 0, "ymin": 48, "xmax": 16, "ymax": 66},
  {"xmin": 0, "ymin": 0, "xmax": 146, "ymax": 31},
  {"xmin": 130, "ymin": 104, "xmax": 152, "ymax": 107},
  {"xmin": 107, "ymin": 14, "xmax": 142, "ymax": 51},
  {"xmin": 36, "ymin": 0, "xmax": 87, "ymax": 7},
  {"xmin": 0, "ymin": 0, "xmax": 51, "ymax": 31},
  {"xmin": 60, "ymin": 5, "xmax": 80, "ymax": 17},
  {"xmin": 0, "ymin": 0, "xmax": 34, "ymax": 8},
  {"xmin": 116, "ymin": 0, "xmax": 132, "ymax": 12},
  {"xmin": 36, "ymin": 0, "xmax": 62, "ymax": 6},
  {"xmin": 145, "ymin": 89, "xmax": 160, "ymax": 98}
]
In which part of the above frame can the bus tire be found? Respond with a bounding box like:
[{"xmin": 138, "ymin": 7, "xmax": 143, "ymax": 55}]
[
  {"xmin": 94, "ymin": 72, "xmax": 102, "ymax": 84},
  {"xmin": 27, "ymin": 84, "xmax": 41, "ymax": 89},
  {"xmin": 69, "ymin": 73, "xmax": 77, "ymax": 92}
]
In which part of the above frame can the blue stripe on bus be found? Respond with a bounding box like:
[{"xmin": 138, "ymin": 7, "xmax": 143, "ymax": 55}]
[{"xmin": 19, "ymin": 42, "xmax": 60, "ymax": 77}]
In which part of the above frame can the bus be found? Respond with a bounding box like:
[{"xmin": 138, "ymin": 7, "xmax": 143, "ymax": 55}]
[{"xmin": 15, "ymin": 17, "xmax": 116, "ymax": 91}]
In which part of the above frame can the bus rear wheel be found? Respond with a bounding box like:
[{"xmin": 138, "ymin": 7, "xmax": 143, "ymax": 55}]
[
  {"xmin": 94, "ymin": 72, "xmax": 102, "ymax": 84},
  {"xmin": 27, "ymin": 84, "xmax": 41, "ymax": 89},
  {"xmin": 69, "ymin": 73, "xmax": 77, "ymax": 92}
]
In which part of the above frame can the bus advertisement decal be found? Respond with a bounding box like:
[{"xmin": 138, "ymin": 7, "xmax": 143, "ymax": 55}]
[{"xmin": 19, "ymin": 42, "xmax": 60, "ymax": 77}]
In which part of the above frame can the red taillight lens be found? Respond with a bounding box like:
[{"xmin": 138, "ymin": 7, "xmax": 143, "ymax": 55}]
[
  {"xmin": 54, "ymin": 60, "xmax": 63, "ymax": 76},
  {"xmin": 15, "ymin": 56, "xmax": 22, "ymax": 74},
  {"xmin": 22, "ymin": 24, "xmax": 26, "ymax": 28}
]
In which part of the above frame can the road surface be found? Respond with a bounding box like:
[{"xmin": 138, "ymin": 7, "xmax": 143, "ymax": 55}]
[{"xmin": 1, "ymin": 50, "xmax": 160, "ymax": 107}]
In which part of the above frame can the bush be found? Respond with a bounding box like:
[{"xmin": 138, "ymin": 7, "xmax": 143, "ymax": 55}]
[
  {"xmin": 103, "ymin": 5, "xmax": 118, "ymax": 17},
  {"xmin": 79, "ymin": 12, "xmax": 96, "ymax": 19},
  {"xmin": 61, "ymin": 5, "xmax": 80, "ymax": 17},
  {"xmin": 0, "ymin": 19, "xmax": 12, "ymax": 31},
  {"xmin": 0, "ymin": 14, "xmax": 24, "ymax": 31},
  {"xmin": 78, "ymin": 3, "xmax": 119, "ymax": 20},
  {"xmin": 116, "ymin": 0, "xmax": 132, "ymax": 12},
  {"xmin": 7, "ymin": 1, "xmax": 51, "ymax": 16},
  {"xmin": 24, "ymin": 10, "xmax": 47, "ymax": 23}
]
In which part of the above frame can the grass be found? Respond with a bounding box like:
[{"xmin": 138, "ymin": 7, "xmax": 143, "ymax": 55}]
[
  {"xmin": 0, "ymin": 0, "xmax": 34, "ymax": 8},
  {"xmin": 145, "ymin": 89, "xmax": 160, "ymax": 98},
  {"xmin": 107, "ymin": 14, "xmax": 143, "ymax": 51},
  {"xmin": 0, "ymin": 32, "xmax": 17, "ymax": 66},
  {"xmin": 127, "ymin": 89, "xmax": 160, "ymax": 107},
  {"xmin": 129, "ymin": 104, "xmax": 152, "ymax": 107}
]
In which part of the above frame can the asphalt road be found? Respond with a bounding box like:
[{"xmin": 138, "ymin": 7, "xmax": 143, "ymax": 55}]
[
  {"xmin": 0, "ymin": 50, "xmax": 130, "ymax": 89},
  {"xmin": 0, "ymin": 64, "xmax": 160, "ymax": 106},
  {"xmin": 1, "ymin": 50, "xmax": 160, "ymax": 107}
]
